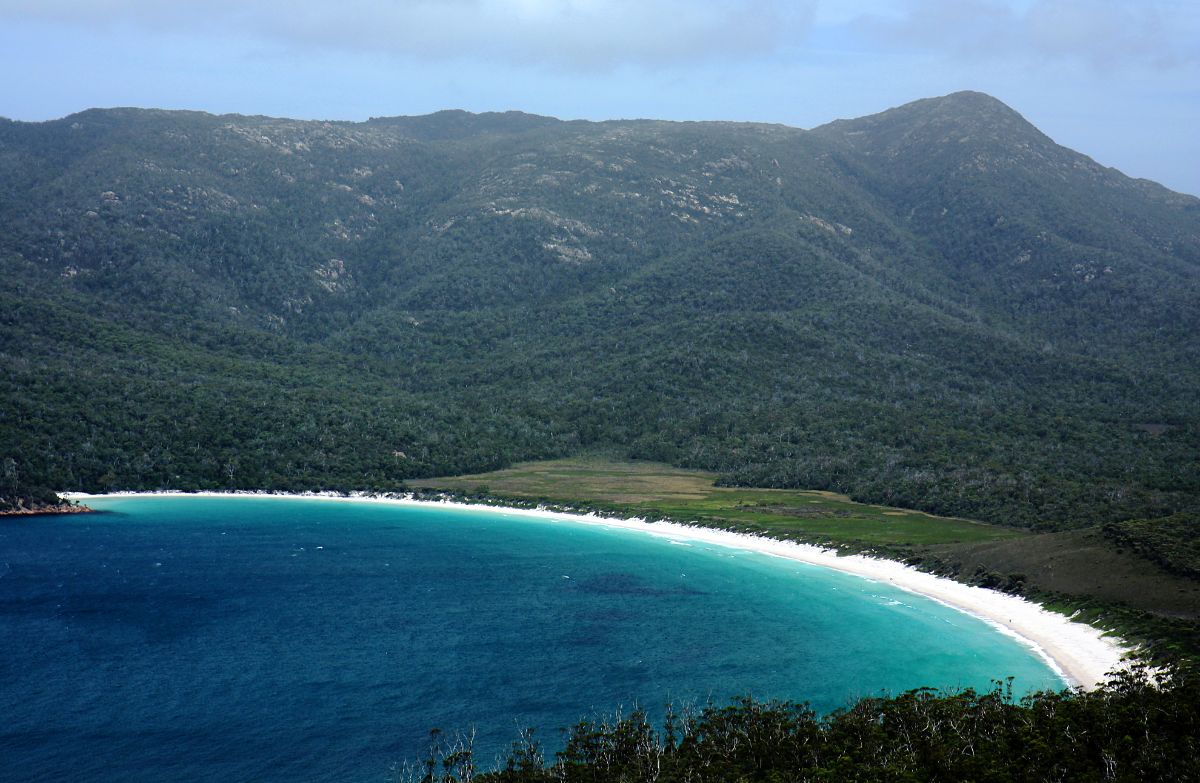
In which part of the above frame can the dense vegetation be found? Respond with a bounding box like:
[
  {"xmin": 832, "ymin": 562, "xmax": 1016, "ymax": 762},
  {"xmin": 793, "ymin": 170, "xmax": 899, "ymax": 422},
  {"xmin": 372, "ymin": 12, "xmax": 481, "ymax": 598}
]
[
  {"xmin": 400, "ymin": 666, "xmax": 1198, "ymax": 783},
  {"xmin": 2, "ymin": 91, "xmax": 1198, "ymax": 530}
]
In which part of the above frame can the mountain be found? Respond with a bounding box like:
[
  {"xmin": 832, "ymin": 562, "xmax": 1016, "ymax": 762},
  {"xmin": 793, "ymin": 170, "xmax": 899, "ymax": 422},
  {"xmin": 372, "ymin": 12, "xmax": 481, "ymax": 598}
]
[{"xmin": 1, "ymin": 92, "xmax": 1197, "ymax": 528}]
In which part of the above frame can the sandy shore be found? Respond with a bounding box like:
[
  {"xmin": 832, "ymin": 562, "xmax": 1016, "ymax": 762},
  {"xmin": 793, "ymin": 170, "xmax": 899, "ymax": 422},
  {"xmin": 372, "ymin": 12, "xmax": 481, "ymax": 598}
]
[{"xmin": 63, "ymin": 490, "xmax": 1132, "ymax": 689}]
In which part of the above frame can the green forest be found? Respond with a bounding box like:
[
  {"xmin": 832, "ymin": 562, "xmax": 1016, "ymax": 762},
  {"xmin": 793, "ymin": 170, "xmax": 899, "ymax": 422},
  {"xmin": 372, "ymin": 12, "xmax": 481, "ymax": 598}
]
[
  {"xmin": 3, "ymin": 90, "xmax": 1200, "ymax": 780},
  {"xmin": 2, "ymin": 93, "xmax": 1197, "ymax": 532},
  {"xmin": 402, "ymin": 666, "xmax": 1198, "ymax": 783}
]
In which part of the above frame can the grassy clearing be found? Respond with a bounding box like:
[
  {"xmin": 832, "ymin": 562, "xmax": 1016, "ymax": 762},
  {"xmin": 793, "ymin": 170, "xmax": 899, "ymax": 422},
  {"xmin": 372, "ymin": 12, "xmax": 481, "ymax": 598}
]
[{"xmin": 417, "ymin": 457, "xmax": 1022, "ymax": 548}]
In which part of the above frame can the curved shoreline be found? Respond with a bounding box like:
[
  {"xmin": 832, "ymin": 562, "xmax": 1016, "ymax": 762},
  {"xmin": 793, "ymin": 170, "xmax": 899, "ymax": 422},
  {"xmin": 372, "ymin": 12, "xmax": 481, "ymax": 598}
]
[{"xmin": 61, "ymin": 490, "xmax": 1132, "ymax": 689}]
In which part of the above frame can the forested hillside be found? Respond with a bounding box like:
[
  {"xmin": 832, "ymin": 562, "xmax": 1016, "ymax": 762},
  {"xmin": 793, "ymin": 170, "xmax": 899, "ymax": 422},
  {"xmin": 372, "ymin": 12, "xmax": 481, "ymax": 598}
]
[
  {"xmin": 415, "ymin": 667, "xmax": 1198, "ymax": 783},
  {"xmin": 2, "ymin": 91, "xmax": 1198, "ymax": 529}
]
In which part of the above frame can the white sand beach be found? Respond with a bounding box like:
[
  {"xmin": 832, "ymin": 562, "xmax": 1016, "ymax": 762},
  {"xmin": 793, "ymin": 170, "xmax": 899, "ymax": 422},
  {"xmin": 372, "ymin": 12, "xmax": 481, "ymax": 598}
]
[{"xmin": 62, "ymin": 490, "xmax": 1132, "ymax": 689}]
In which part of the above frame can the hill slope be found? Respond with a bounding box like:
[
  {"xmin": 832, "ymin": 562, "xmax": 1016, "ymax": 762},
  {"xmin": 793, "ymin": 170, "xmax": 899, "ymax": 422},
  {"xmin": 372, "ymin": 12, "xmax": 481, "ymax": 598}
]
[{"xmin": 1, "ymin": 92, "xmax": 1197, "ymax": 528}]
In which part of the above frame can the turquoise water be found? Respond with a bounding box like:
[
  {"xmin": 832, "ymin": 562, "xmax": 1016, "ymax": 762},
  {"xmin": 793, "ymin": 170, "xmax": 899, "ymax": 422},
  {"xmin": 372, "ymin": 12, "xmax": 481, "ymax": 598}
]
[{"xmin": 1, "ymin": 496, "xmax": 1063, "ymax": 781}]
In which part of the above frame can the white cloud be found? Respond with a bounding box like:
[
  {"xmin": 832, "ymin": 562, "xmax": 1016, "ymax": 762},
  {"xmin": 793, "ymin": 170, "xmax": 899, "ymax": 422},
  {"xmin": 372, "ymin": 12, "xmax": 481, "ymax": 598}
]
[
  {"xmin": 0, "ymin": 0, "xmax": 817, "ymax": 70},
  {"xmin": 848, "ymin": 0, "xmax": 1200, "ymax": 69}
]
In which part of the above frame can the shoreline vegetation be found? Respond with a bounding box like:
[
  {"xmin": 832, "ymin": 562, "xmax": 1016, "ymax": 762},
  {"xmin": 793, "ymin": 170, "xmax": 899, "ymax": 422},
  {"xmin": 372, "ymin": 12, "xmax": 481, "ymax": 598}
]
[
  {"xmin": 61, "ymin": 489, "xmax": 1130, "ymax": 690},
  {"xmin": 0, "ymin": 498, "xmax": 93, "ymax": 516}
]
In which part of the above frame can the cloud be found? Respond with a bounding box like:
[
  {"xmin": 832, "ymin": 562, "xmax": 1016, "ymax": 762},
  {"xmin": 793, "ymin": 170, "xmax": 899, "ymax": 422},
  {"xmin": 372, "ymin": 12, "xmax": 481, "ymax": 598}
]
[
  {"xmin": 0, "ymin": 0, "xmax": 816, "ymax": 70},
  {"xmin": 850, "ymin": 0, "xmax": 1200, "ymax": 70}
]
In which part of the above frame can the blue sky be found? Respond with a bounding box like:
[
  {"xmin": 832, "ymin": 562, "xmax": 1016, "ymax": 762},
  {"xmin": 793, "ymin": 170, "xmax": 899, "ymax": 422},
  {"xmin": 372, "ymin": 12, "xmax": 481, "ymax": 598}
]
[{"xmin": 1, "ymin": 0, "xmax": 1197, "ymax": 195}]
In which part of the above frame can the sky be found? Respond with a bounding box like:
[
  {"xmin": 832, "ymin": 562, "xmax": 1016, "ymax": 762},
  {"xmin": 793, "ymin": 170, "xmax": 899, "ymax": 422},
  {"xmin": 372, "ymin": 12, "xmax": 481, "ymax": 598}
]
[{"xmin": 1, "ymin": 0, "xmax": 1197, "ymax": 195}]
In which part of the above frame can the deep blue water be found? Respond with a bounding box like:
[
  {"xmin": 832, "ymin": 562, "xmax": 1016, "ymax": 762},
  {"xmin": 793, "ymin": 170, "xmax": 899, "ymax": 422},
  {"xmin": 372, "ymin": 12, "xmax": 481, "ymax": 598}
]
[{"xmin": 1, "ymin": 496, "xmax": 1063, "ymax": 781}]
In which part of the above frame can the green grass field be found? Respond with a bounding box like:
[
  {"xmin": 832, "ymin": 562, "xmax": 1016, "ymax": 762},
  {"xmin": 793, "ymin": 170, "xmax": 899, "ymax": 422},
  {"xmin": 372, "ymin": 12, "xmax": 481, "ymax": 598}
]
[{"xmin": 417, "ymin": 457, "xmax": 1023, "ymax": 548}]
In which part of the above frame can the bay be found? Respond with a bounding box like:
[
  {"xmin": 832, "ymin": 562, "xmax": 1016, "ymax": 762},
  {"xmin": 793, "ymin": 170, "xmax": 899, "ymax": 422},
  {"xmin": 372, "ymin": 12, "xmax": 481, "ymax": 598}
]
[{"xmin": 0, "ymin": 496, "xmax": 1062, "ymax": 781}]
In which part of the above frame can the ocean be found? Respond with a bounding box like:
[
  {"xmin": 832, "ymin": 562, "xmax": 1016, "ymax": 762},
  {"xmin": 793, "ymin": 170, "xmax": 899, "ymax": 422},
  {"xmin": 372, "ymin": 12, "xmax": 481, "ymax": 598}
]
[{"xmin": 0, "ymin": 496, "xmax": 1063, "ymax": 781}]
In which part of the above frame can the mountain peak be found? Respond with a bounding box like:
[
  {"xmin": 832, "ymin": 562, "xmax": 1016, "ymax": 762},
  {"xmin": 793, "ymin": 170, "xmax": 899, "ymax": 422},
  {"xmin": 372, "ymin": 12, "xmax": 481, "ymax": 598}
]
[
  {"xmin": 812, "ymin": 90, "xmax": 1054, "ymax": 165},
  {"xmin": 929, "ymin": 89, "xmax": 1019, "ymax": 112},
  {"xmin": 908, "ymin": 90, "xmax": 1037, "ymax": 131}
]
